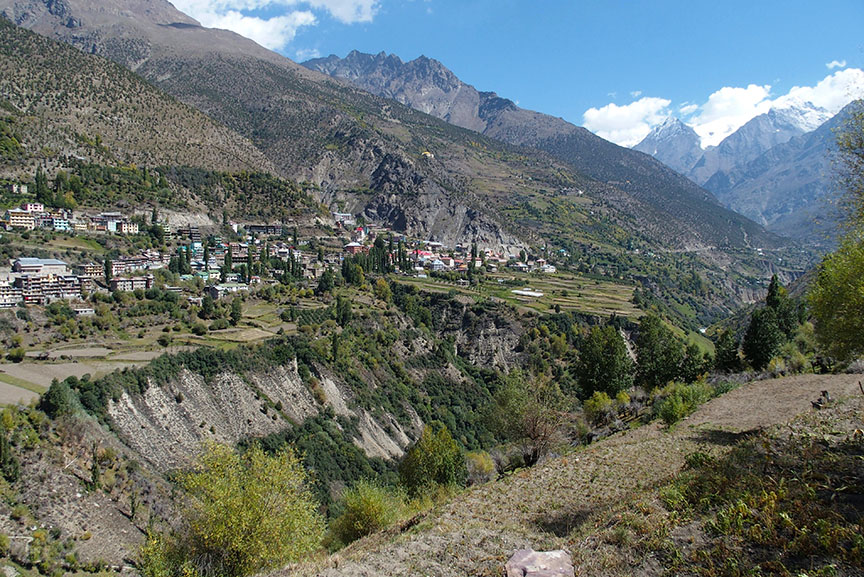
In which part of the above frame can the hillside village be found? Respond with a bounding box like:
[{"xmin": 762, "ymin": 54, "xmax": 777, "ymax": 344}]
[{"xmin": 0, "ymin": 178, "xmax": 562, "ymax": 313}]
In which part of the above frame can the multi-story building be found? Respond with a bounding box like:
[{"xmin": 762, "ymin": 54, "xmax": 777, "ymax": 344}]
[
  {"xmin": 21, "ymin": 203, "xmax": 44, "ymax": 213},
  {"xmin": 0, "ymin": 282, "xmax": 22, "ymax": 308},
  {"xmin": 119, "ymin": 221, "xmax": 139, "ymax": 234},
  {"xmin": 4, "ymin": 209, "xmax": 35, "ymax": 230},
  {"xmin": 78, "ymin": 263, "xmax": 103, "ymax": 278},
  {"xmin": 14, "ymin": 274, "xmax": 82, "ymax": 304},
  {"xmin": 39, "ymin": 217, "xmax": 71, "ymax": 232},
  {"xmin": 13, "ymin": 258, "xmax": 69, "ymax": 276},
  {"xmin": 109, "ymin": 275, "xmax": 154, "ymax": 292},
  {"xmin": 207, "ymin": 283, "xmax": 248, "ymax": 300}
]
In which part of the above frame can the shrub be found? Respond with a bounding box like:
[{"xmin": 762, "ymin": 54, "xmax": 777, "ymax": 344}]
[
  {"xmin": 465, "ymin": 451, "xmax": 496, "ymax": 485},
  {"xmin": 209, "ymin": 318, "xmax": 229, "ymax": 331},
  {"xmin": 583, "ymin": 391, "xmax": 613, "ymax": 425},
  {"xmin": 157, "ymin": 335, "xmax": 171, "ymax": 347},
  {"xmin": 330, "ymin": 480, "xmax": 404, "ymax": 545},
  {"xmin": 39, "ymin": 380, "xmax": 78, "ymax": 419},
  {"xmin": 0, "ymin": 427, "xmax": 19, "ymax": 483},
  {"xmin": 653, "ymin": 381, "xmax": 714, "ymax": 426},
  {"xmin": 398, "ymin": 424, "xmax": 466, "ymax": 496},
  {"xmin": 143, "ymin": 442, "xmax": 324, "ymax": 577},
  {"xmin": 10, "ymin": 505, "xmax": 28, "ymax": 521},
  {"xmin": 6, "ymin": 348, "xmax": 25, "ymax": 363},
  {"xmin": 766, "ymin": 357, "xmax": 787, "ymax": 378},
  {"xmin": 484, "ymin": 370, "xmax": 570, "ymax": 464},
  {"xmin": 191, "ymin": 323, "xmax": 208, "ymax": 336}
]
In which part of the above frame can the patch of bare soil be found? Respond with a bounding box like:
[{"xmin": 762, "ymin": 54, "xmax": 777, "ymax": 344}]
[
  {"xmin": 0, "ymin": 383, "xmax": 38, "ymax": 406},
  {"xmin": 1, "ymin": 361, "xmax": 145, "ymax": 389},
  {"xmin": 284, "ymin": 373, "xmax": 864, "ymax": 577}
]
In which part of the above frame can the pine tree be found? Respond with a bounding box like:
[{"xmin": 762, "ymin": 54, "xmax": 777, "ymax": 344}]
[
  {"xmin": 230, "ymin": 298, "xmax": 242, "ymax": 326},
  {"xmin": 576, "ymin": 325, "xmax": 634, "ymax": 397},
  {"xmin": 742, "ymin": 307, "xmax": 783, "ymax": 371},
  {"xmin": 635, "ymin": 313, "xmax": 684, "ymax": 390},
  {"xmin": 223, "ymin": 247, "xmax": 233, "ymax": 282},
  {"xmin": 335, "ymin": 294, "xmax": 352, "ymax": 327},
  {"xmin": 714, "ymin": 329, "xmax": 742, "ymax": 372},
  {"xmin": 34, "ymin": 165, "xmax": 50, "ymax": 204},
  {"xmin": 765, "ymin": 275, "xmax": 797, "ymax": 338}
]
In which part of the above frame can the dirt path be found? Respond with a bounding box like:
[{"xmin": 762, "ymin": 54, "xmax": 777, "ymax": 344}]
[{"xmin": 289, "ymin": 373, "xmax": 864, "ymax": 577}]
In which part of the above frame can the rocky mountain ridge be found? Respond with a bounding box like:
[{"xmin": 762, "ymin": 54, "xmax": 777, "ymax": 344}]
[
  {"xmin": 700, "ymin": 102, "xmax": 861, "ymax": 242},
  {"xmin": 302, "ymin": 50, "xmax": 778, "ymax": 255}
]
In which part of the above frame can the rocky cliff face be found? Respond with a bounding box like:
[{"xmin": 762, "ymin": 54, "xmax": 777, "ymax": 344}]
[{"xmin": 106, "ymin": 362, "xmax": 419, "ymax": 472}]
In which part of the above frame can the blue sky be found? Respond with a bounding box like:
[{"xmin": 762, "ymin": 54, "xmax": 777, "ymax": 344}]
[{"xmin": 171, "ymin": 0, "xmax": 864, "ymax": 146}]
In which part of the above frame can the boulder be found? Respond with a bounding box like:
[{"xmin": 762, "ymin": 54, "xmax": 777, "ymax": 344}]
[{"xmin": 504, "ymin": 549, "xmax": 575, "ymax": 577}]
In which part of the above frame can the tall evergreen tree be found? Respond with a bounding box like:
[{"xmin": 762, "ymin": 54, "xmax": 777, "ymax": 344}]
[
  {"xmin": 714, "ymin": 329, "xmax": 742, "ymax": 373},
  {"xmin": 765, "ymin": 275, "xmax": 797, "ymax": 338},
  {"xmin": 576, "ymin": 325, "xmax": 634, "ymax": 397},
  {"xmin": 34, "ymin": 165, "xmax": 50, "ymax": 204},
  {"xmin": 742, "ymin": 307, "xmax": 783, "ymax": 371},
  {"xmin": 223, "ymin": 247, "xmax": 233, "ymax": 282},
  {"xmin": 635, "ymin": 313, "xmax": 684, "ymax": 390}
]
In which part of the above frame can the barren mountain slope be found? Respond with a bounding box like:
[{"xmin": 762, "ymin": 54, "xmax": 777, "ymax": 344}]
[{"xmin": 0, "ymin": 18, "xmax": 274, "ymax": 174}]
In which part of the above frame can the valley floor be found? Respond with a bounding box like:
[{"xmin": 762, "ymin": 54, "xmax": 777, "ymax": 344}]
[{"xmin": 284, "ymin": 373, "xmax": 864, "ymax": 577}]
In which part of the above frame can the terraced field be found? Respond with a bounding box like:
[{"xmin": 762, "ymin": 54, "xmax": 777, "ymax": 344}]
[{"xmin": 397, "ymin": 270, "xmax": 639, "ymax": 318}]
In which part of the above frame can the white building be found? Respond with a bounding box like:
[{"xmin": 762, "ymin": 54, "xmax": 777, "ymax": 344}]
[{"xmin": 13, "ymin": 258, "xmax": 69, "ymax": 276}]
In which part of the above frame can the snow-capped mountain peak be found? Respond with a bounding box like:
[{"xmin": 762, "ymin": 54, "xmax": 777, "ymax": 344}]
[
  {"xmin": 770, "ymin": 99, "xmax": 832, "ymax": 132},
  {"xmin": 633, "ymin": 117, "xmax": 702, "ymax": 174}
]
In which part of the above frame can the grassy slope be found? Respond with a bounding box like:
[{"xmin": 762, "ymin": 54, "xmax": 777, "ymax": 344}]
[{"xmin": 286, "ymin": 373, "xmax": 864, "ymax": 577}]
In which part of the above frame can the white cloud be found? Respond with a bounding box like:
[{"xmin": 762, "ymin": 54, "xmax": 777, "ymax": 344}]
[
  {"xmin": 774, "ymin": 68, "xmax": 864, "ymax": 113},
  {"xmin": 630, "ymin": 90, "xmax": 642, "ymax": 98},
  {"xmin": 295, "ymin": 47, "xmax": 321, "ymax": 61},
  {"xmin": 688, "ymin": 84, "xmax": 773, "ymax": 147},
  {"xmin": 200, "ymin": 9, "xmax": 316, "ymax": 49},
  {"xmin": 689, "ymin": 69, "xmax": 864, "ymax": 146},
  {"xmin": 583, "ymin": 97, "xmax": 671, "ymax": 147},
  {"xmin": 826, "ymin": 59, "xmax": 847, "ymax": 70},
  {"xmin": 679, "ymin": 103, "xmax": 698, "ymax": 116},
  {"xmin": 170, "ymin": 0, "xmax": 379, "ymax": 49},
  {"xmin": 307, "ymin": 0, "xmax": 377, "ymax": 23},
  {"xmin": 586, "ymin": 68, "xmax": 864, "ymax": 149}
]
